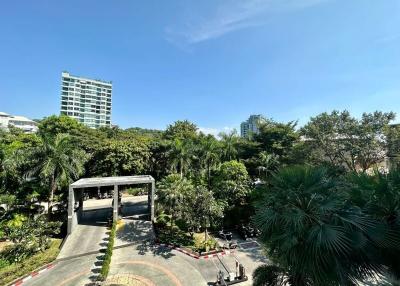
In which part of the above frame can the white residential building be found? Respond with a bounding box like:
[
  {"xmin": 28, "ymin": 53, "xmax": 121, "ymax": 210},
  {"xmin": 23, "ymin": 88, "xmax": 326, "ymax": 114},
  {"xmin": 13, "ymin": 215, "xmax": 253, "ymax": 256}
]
[
  {"xmin": 60, "ymin": 71, "xmax": 112, "ymax": 128},
  {"xmin": 0, "ymin": 112, "xmax": 38, "ymax": 133},
  {"xmin": 240, "ymin": 114, "xmax": 267, "ymax": 138}
]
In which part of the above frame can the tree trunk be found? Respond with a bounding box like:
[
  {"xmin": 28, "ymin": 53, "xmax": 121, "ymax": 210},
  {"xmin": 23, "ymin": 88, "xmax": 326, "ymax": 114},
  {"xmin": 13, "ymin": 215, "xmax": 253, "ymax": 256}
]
[
  {"xmin": 180, "ymin": 158, "xmax": 183, "ymax": 178},
  {"xmin": 48, "ymin": 176, "xmax": 56, "ymax": 218},
  {"xmin": 207, "ymin": 163, "xmax": 211, "ymax": 191},
  {"xmin": 204, "ymin": 217, "xmax": 208, "ymax": 242}
]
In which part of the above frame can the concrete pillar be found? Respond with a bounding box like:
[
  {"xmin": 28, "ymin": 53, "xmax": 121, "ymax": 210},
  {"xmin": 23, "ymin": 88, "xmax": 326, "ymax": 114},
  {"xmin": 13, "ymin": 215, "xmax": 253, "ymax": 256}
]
[
  {"xmin": 150, "ymin": 180, "xmax": 155, "ymax": 222},
  {"xmin": 113, "ymin": 184, "xmax": 118, "ymax": 222},
  {"xmin": 67, "ymin": 186, "xmax": 74, "ymax": 235},
  {"xmin": 78, "ymin": 191, "xmax": 83, "ymax": 222}
]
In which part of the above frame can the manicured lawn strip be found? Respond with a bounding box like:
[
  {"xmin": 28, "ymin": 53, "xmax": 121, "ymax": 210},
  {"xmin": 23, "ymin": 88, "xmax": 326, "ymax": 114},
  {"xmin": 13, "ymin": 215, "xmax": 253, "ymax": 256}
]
[
  {"xmin": 0, "ymin": 239, "xmax": 61, "ymax": 286},
  {"xmin": 155, "ymin": 225, "xmax": 218, "ymax": 253},
  {"xmin": 99, "ymin": 222, "xmax": 116, "ymax": 281}
]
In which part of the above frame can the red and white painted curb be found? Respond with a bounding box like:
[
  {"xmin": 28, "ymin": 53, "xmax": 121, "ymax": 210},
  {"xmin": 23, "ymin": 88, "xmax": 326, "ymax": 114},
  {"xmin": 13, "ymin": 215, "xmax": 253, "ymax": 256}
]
[
  {"xmin": 10, "ymin": 263, "xmax": 55, "ymax": 286},
  {"xmin": 156, "ymin": 243, "xmax": 234, "ymax": 260}
]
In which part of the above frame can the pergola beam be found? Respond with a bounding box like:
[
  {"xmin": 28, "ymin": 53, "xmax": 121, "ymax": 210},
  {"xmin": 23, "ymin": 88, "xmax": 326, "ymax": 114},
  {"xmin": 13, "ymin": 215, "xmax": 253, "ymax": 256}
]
[{"xmin": 67, "ymin": 175, "xmax": 155, "ymax": 235}]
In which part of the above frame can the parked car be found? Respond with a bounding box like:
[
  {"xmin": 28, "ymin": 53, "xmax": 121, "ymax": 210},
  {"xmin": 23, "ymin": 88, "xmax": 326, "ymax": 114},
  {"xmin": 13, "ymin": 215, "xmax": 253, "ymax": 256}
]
[{"xmin": 218, "ymin": 230, "xmax": 233, "ymax": 241}]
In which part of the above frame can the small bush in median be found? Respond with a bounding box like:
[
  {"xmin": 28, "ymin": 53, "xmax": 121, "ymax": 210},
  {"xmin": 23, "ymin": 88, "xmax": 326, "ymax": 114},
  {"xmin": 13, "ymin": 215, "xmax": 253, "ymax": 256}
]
[{"xmin": 99, "ymin": 221, "xmax": 116, "ymax": 281}]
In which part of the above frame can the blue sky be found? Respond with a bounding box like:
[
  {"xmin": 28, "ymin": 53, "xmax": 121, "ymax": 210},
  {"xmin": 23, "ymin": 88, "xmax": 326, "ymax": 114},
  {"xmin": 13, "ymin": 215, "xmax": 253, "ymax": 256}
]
[{"xmin": 0, "ymin": 0, "xmax": 399, "ymax": 134}]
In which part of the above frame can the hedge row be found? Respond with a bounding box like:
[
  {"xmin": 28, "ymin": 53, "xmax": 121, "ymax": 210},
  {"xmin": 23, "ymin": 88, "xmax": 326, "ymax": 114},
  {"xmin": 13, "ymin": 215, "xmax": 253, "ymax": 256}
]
[{"xmin": 99, "ymin": 221, "xmax": 116, "ymax": 281}]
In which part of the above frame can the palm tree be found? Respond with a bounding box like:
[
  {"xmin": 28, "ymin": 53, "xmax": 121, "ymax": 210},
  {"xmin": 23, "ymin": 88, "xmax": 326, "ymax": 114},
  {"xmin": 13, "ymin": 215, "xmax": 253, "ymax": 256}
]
[
  {"xmin": 253, "ymin": 165, "xmax": 385, "ymax": 285},
  {"xmin": 347, "ymin": 170, "xmax": 400, "ymax": 284},
  {"xmin": 26, "ymin": 133, "xmax": 87, "ymax": 214},
  {"xmin": 253, "ymin": 265, "xmax": 289, "ymax": 286},
  {"xmin": 169, "ymin": 139, "xmax": 194, "ymax": 178},
  {"xmin": 257, "ymin": 151, "xmax": 279, "ymax": 180},
  {"xmin": 157, "ymin": 174, "xmax": 192, "ymax": 232},
  {"xmin": 219, "ymin": 130, "xmax": 239, "ymax": 161},
  {"xmin": 198, "ymin": 136, "xmax": 220, "ymax": 190}
]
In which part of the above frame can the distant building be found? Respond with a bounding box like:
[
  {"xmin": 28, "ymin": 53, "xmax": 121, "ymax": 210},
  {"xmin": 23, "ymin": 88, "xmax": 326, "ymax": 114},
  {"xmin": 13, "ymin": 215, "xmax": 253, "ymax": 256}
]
[
  {"xmin": 0, "ymin": 112, "xmax": 38, "ymax": 133},
  {"xmin": 240, "ymin": 115, "xmax": 266, "ymax": 138},
  {"xmin": 60, "ymin": 71, "xmax": 112, "ymax": 128}
]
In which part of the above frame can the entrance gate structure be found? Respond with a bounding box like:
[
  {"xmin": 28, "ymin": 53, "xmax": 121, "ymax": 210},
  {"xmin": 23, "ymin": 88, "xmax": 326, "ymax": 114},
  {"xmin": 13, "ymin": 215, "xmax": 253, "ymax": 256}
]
[{"xmin": 67, "ymin": 175, "xmax": 155, "ymax": 234}]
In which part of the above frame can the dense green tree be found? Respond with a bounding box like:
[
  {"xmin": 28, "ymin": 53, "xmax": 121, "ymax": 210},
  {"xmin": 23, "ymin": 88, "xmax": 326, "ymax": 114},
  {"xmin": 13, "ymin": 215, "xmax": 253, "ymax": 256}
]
[
  {"xmin": 88, "ymin": 138, "xmax": 150, "ymax": 177},
  {"xmin": 168, "ymin": 139, "xmax": 195, "ymax": 178},
  {"xmin": 386, "ymin": 124, "xmax": 400, "ymax": 169},
  {"xmin": 1, "ymin": 216, "xmax": 60, "ymax": 262},
  {"xmin": 25, "ymin": 133, "xmax": 87, "ymax": 213},
  {"xmin": 347, "ymin": 170, "xmax": 400, "ymax": 283},
  {"xmin": 254, "ymin": 120, "xmax": 299, "ymax": 159},
  {"xmin": 256, "ymin": 151, "xmax": 279, "ymax": 180},
  {"xmin": 164, "ymin": 120, "xmax": 198, "ymax": 140},
  {"xmin": 253, "ymin": 165, "xmax": 396, "ymax": 285},
  {"xmin": 157, "ymin": 174, "xmax": 193, "ymax": 232},
  {"xmin": 37, "ymin": 115, "xmax": 85, "ymax": 138},
  {"xmin": 182, "ymin": 186, "xmax": 223, "ymax": 241},
  {"xmin": 197, "ymin": 135, "xmax": 221, "ymax": 190},
  {"xmin": 252, "ymin": 265, "xmax": 289, "ymax": 286},
  {"xmin": 301, "ymin": 110, "xmax": 395, "ymax": 172},
  {"xmin": 219, "ymin": 130, "xmax": 240, "ymax": 161},
  {"xmin": 148, "ymin": 139, "xmax": 171, "ymax": 180},
  {"xmin": 213, "ymin": 161, "xmax": 250, "ymax": 207}
]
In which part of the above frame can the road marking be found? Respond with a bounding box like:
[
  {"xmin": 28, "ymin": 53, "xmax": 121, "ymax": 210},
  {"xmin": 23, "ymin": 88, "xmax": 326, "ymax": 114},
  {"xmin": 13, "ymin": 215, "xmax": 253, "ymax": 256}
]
[
  {"xmin": 117, "ymin": 260, "xmax": 182, "ymax": 286},
  {"xmin": 58, "ymin": 269, "xmax": 90, "ymax": 286}
]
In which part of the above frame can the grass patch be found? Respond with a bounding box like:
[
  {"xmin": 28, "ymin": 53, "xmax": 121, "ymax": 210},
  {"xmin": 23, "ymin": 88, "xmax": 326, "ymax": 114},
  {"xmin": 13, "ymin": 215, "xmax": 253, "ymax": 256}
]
[
  {"xmin": 156, "ymin": 226, "xmax": 218, "ymax": 253},
  {"xmin": 0, "ymin": 239, "xmax": 61, "ymax": 285},
  {"xmin": 99, "ymin": 221, "xmax": 116, "ymax": 281},
  {"xmin": 123, "ymin": 187, "xmax": 147, "ymax": 196}
]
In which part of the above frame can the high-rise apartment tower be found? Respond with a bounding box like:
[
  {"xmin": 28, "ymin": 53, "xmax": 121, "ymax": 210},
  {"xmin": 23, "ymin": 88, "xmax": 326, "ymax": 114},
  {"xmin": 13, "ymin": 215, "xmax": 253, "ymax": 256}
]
[
  {"xmin": 240, "ymin": 114, "xmax": 266, "ymax": 138},
  {"xmin": 60, "ymin": 71, "xmax": 112, "ymax": 128}
]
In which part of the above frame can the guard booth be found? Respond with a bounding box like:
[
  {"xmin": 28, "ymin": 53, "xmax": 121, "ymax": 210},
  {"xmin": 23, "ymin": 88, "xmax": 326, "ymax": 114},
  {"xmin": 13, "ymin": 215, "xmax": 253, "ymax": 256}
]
[{"xmin": 67, "ymin": 175, "xmax": 155, "ymax": 235}]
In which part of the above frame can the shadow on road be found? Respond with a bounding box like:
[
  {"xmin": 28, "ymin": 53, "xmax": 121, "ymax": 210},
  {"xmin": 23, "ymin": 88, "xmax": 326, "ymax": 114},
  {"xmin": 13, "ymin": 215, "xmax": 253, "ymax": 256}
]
[{"xmin": 116, "ymin": 220, "xmax": 153, "ymax": 243}]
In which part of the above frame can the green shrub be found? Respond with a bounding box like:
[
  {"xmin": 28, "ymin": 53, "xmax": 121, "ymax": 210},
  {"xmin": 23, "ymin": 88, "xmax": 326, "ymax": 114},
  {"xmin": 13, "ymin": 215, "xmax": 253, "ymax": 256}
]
[
  {"xmin": 125, "ymin": 187, "xmax": 146, "ymax": 196},
  {"xmin": 99, "ymin": 222, "xmax": 116, "ymax": 281},
  {"xmin": 0, "ymin": 239, "xmax": 61, "ymax": 285},
  {"xmin": 0, "ymin": 258, "xmax": 10, "ymax": 269}
]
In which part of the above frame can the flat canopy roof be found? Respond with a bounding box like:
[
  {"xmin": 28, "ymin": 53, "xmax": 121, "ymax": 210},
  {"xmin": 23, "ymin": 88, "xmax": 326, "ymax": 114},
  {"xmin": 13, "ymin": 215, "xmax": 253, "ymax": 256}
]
[{"xmin": 71, "ymin": 175, "xmax": 154, "ymax": 188}]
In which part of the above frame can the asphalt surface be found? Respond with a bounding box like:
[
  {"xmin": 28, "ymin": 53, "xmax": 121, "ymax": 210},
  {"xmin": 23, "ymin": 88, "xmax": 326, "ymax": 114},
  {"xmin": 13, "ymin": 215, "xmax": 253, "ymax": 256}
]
[
  {"xmin": 21, "ymin": 197, "xmax": 268, "ymax": 286},
  {"xmin": 23, "ymin": 254, "xmax": 99, "ymax": 286}
]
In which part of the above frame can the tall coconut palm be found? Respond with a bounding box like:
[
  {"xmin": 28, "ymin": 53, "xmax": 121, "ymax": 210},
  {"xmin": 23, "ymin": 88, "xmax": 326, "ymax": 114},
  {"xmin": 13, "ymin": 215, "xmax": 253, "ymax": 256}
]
[
  {"xmin": 199, "ymin": 136, "xmax": 220, "ymax": 190},
  {"xmin": 157, "ymin": 174, "xmax": 192, "ymax": 232},
  {"xmin": 26, "ymin": 133, "xmax": 87, "ymax": 214},
  {"xmin": 169, "ymin": 139, "xmax": 194, "ymax": 178},
  {"xmin": 253, "ymin": 165, "xmax": 384, "ymax": 285},
  {"xmin": 219, "ymin": 130, "xmax": 239, "ymax": 161}
]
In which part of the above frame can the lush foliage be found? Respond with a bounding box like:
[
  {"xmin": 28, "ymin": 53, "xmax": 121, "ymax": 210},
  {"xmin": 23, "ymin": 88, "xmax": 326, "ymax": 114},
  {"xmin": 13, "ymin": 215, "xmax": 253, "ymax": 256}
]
[
  {"xmin": 253, "ymin": 166, "xmax": 400, "ymax": 285},
  {"xmin": 301, "ymin": 111, "xmax": 395, "ymax": 172},
  {"xmin": 99, "ymin": 221, "xmax": 116, "ymax": 281},
  {"xmin": 1, "ymin": 110, "xmax": 400, "ymax": 285},
  {"xmin": 0, "ymin": 239, "xmax": 61, "ymax": 286}
]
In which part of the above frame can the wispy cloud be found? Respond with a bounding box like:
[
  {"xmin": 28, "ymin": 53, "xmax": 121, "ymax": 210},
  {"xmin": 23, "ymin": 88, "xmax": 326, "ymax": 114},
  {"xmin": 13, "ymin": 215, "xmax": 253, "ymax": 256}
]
[
  {"xmin": 165, "ymin": 0, "xmax": 329, "ymax": 46},
  {"xmin": 198, "ymin": 126, "xmax": 236, "ymax": 137}
]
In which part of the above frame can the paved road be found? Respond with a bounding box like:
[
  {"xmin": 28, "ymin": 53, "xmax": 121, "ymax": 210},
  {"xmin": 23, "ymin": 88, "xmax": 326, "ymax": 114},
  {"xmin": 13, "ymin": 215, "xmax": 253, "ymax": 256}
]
[
  {"xmin": 107, "ymin": 219, "xmax": 267, "ymax": 286},
  {"xmin": 58, "ymin": 222, "xmax": 108, "ymax": 259},
  {"xmin": 107, "ymin": 243, "xmax": 206, "ymax": 286},
  {"xmin": 24, "ymin": 208, "xmax": 110, "ymax": 286},
  {"xmin": 23, "ymin": 254, "xmax": 99, "ymax": 286}
]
